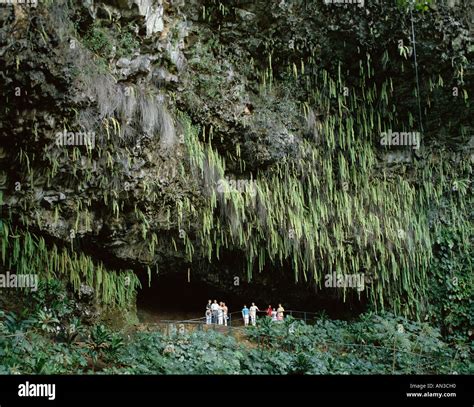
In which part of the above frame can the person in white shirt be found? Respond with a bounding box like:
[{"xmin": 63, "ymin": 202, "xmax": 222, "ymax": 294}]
[
  {"xmin": 249, "ymin": 302, "xmax": 260, "ymax": 326},
  {"xmin": 210, "ymin": 300, "xmax": 219, "ymax": 324},
  {"xmin": 271, "ymin": 308, "xmax": 278, "ymax": 322},
  {"xmin": 217, "ymin": 302, "xmax": 224, "ymax": 325},
  {"xmin": 205, "ymin": 308, "xmax": 212, "ymax": 324},
  {"xmin": 277, "ymin": 304, "xmax": 285, "ymax": 321}
]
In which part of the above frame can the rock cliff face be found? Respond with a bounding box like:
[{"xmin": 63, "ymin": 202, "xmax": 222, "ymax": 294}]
[{"xmin": 0, "ymin": 1, "xmax": 472, "ymax": 313}]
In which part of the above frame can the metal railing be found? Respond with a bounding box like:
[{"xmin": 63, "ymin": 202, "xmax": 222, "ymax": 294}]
[{"xmin": 157, "ymin": 308, "xmax": 323, "ymax": 328}]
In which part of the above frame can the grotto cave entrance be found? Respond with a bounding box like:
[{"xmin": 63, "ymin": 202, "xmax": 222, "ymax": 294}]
[{"xmin": 135, "ymin": 265, "xmax": 368, "ymax": 323}]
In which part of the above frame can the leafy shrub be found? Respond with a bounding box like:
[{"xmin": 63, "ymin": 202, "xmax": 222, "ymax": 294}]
[
  {"xmin": 2, "ymin": 311, "xmax": 35, "ymax": 334},
  {"xmin": 117, "ymin": 24, "xmax": 140, "ymax": 58},
  {"xmin": 30, "ymin": 279, "xmax": 73, "ymax": 318},
  {"xmin": 428, "ymin": 226, "xmax": 473, "ymax": 343},
  {"xmin": 397, "ymin": 0, "xmax": 433, "ymax": 12},
  {"xmin": 82, "ymin": 22, "xmax": 139, "ymax": 60},
  {"xmin": 58, "ymin": 317, "xmax": 85, "ymax": 345},
  {"xmin": 35, "ymin": 309, "xmax": 60, "ymax": 334},
  {"xmin": 83, "ymin": 24, "xmax": 113, "ymax": 57}
]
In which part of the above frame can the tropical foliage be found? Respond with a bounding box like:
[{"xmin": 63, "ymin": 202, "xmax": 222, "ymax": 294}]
[{"xmin": 0, "ymin": 306, "xmax": 470, "ymax": 375}]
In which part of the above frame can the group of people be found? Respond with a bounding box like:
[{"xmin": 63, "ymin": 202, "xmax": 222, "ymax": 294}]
[
  {"xmin": 241, "ymin": 303, "xmax": 285, "ymax": 326},
  {"xmin": 205, "ymin": 300, "xmax": 285, "ymax": 327},
  {"xmin": 205, "ymin": 300, "xmax": 229, "ymax": 326}
]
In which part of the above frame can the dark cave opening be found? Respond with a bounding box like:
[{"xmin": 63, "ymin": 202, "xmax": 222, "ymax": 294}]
[{"xmin": 135, "ymin": 266, "xmax": 368, "ymax": 323}]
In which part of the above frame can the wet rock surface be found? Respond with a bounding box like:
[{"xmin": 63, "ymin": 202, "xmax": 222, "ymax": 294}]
[{"xmin": 0, "ymin": 1, "xmax": 472, "ymax": 308}]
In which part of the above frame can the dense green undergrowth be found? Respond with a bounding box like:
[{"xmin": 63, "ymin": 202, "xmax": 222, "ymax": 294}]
[{"xmin": 1, "ymin": 312, "xmax": 470, "ymax": 375}]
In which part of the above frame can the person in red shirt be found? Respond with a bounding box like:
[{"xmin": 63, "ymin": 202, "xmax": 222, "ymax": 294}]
[{"xmin": 266, "ymin": 305, "xmax": 273, "ymax": 317}]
